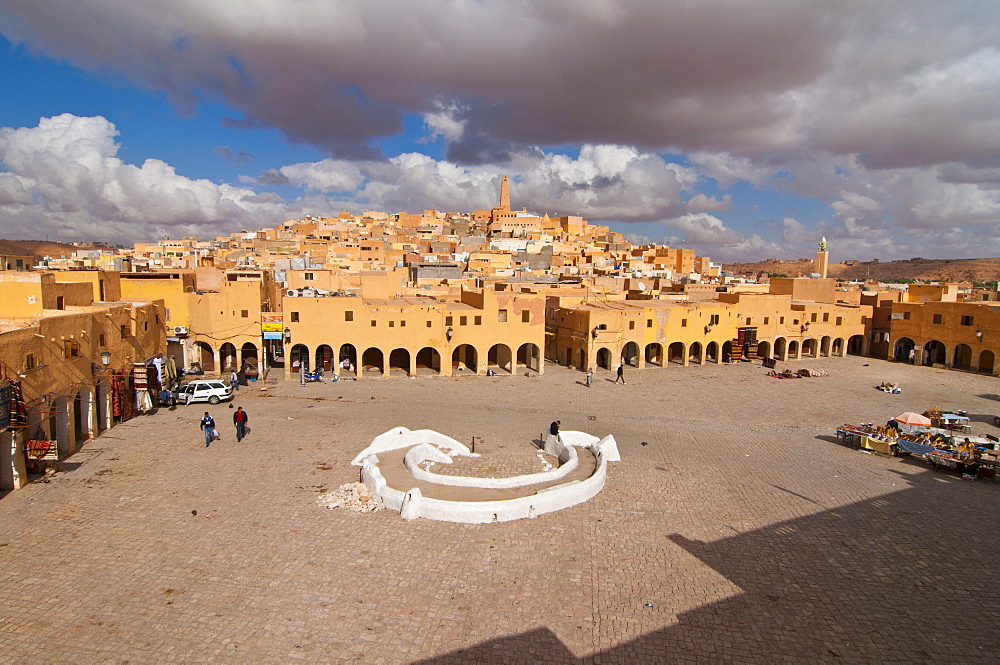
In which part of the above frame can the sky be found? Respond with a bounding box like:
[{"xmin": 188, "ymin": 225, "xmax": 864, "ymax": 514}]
[{"xmin": 1, "ymin": 1, "xmax": 998, "ymax": 263}]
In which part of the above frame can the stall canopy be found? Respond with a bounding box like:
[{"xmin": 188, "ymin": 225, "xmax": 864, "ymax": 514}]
[
  {"xmin": 941, "ymin": 413, "xmax": 970, "ymax": 422},
  {"xmin": 894, "ymin": 412, "xmax": 933, "ymax": 426}
]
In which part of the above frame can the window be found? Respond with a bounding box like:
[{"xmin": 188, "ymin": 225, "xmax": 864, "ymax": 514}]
[
  {"xmin": 371, "ymin": 320, "xmax": 377, "ymax": 327},
  {"xmin": 345, "ymin": 311, "xmax": 354, "ymax": 322},
  {"xmin": 144, "ymin": 321, "xmax": 148, "ymax": 332},
  {"xmin": 598, "ymin": 324, "xmax": 607, "ymax": 330},
  {"xmin": 793, "ymin": 319, "xmax": 799, "ymax": 325},
  {"xmin": 241, "ymin": 310, "xmax": 249, "ymax": 318},
  {"xmin": 836, "ymin": 317, "xmax": 843, "ymax": 325},
  {"xmin": 165, "ymin": 308, "xmax": 171, "ymax": 320},
  {"xmin": 710, "ymin": 314, "xmax": 720, "ymax": 325},
  {"xmin": 961, "ymin": 315, "xmax": 974, "ymax": 326},
  {"xmin": 120, "ymin": 324, "xmax": 129, "ymax": 338},
  {"xmin": 779, "ymin": 317, "xmax": 784, "ymax": 324},
  {"xmin": 56, "ymin": 296, "xmax": 65, "ymax": 310},
  {"xmin": 99, "ymin": 333, "xmax": 106, "ymax": 347},
  {"xmin": 63, "ymin": 340, "xmax": 79, "ymax": 358},
  {"xmin": 522, "ymin": 310, "xmax": 530, "ymax": 323},
  {"xmin": 681, "ymin": 319, "xmax": 687, "ymax": 327},
  {"xmin": 745, "ymin": 318, "xmax": 751, "ymax": 325},
  {"xmin": 810, "ymin": 313, "xmax": 818, "ymax": 323},
  {"xmin": 460, "ymin": 316, "xmax": 467, "ymax": 326},
  {"xmin": 24, "ymin": 353, "xmax": 36, "ymax": 371},
  {"xmin": 629, "ymin": 321, "xmax": 635, "ymax": 330},
  {"xmin": 304, "ymin": 272, "xmax": 314, "ymax": 281},
  {"xmin": 763, "ymin": 317, "xmax": 769, "ymax": 325},
  {"xmin": 446, "ymin": 316, "xmax": 453, "ymax": 326},
  {"xmin": 474, "ymin": 316, "xmax": 481, "ymax": 325},
  {"xmin": 291, "ymin": 312, "xmax": 300, "ymax": 323},
  {"xmin": 647, "ymin": 319, "xmax": 653, "ymax": 328},
  {"xmin": 426, "ymin": 321, "xmax": 432, "ymax": 327},
  {"xmin": 389, "ymin": 321, "xmax": 394, "ymax": 327},
  {"xmin": 933, "ymin": 314, "xmax": 943, "ymax": 324},
  {"xmin": 498, "ymin": 309, "xmax": 507, "ymax": 322},
  {"xmin": 822, "ymin": 313, "xmax": 829, "ymax": 322},
  {"xmin": 903, "ymin": 311, "xmax": 911, "ymax": 320},
  {"xmin": 400, "ymin": 320, "xmax": 406, "ymax": 327}
]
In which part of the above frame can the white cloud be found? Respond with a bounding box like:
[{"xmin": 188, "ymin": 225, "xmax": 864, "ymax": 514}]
[{"xmin": 0, "ymin": 114, "xmax": 290, "ymax": 242}]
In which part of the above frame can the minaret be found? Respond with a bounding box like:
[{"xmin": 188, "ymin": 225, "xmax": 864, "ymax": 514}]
[
  {"xmin": 815, "ymin": 237, "xmax": 829, "ymax": 279},
  {"xmin": 499, "ymin": 175, "xmax": 511, "ymax": 212}
]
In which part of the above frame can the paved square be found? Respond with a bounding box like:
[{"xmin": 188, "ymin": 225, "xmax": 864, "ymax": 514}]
[{"xmin": 1, "ymin": 357, "xmax": 998, "ymax": 663}]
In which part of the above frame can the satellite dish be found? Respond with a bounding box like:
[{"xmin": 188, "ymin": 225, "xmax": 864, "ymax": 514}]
[{"xmin": 637, "ymin": 281, "xmax": 647, "ymax": 291}]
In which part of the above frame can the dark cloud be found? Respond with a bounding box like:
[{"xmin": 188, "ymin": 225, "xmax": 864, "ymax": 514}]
[{"xmin": 2, "ymin": 2, "xmax": 996, "ymax": 169}]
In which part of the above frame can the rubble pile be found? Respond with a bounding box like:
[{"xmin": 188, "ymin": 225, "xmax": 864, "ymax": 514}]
[{"xmin": 317, "ymin": 482, "xmax": 383, "ymax": 513}]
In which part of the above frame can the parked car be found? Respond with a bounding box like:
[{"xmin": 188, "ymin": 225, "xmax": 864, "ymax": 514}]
[{"xmin": 175, "ymin": 379, "xmax": 234, "ymax": 405}]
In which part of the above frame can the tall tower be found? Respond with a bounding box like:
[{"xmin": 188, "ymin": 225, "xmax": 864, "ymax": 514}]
[
  {"xmin": 815, "ymin": 237, "xmax": 829, "ymax": 279},
  {"xmin": 499, "ymin": 175, "xmax": 511, "ymax": 212}
]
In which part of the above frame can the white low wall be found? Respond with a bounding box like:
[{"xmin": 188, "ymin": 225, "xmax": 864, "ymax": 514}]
[
  {"xmin": 404, "ymin": 440, "xmax": 579, "ymax": 489},
  {"xmin": 354, "ymin": 427, "xmax": 620, "ymax": 524}
]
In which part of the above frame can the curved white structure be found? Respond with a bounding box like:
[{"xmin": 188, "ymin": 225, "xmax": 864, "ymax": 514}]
[{"xmin": 352, "ymin": 427, "xmax": 620, "ymax": 524}]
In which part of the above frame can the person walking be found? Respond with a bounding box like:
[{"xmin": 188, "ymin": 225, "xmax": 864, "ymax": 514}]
[
  {"xmin": 233, "ymin": 406, "xmax": 249, "ymax": 442},
  {"xmin": 615, "ymin": 363, "xmax": 626, "ymax": 384},
  {"xmin": 200, "ymin": 412, "xmax": 217, "ymax": 447},
  {"xmin": 585, "ymin": 367, "xmax": 593, "ymax": 387},
  {"xmin": 230, "ymin": 369, "xmax": 240, "ymax": 391}
]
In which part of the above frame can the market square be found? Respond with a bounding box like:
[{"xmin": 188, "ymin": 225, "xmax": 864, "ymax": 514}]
[{"xmin": 1, "ymin": 357, "xmax": 998, "ymax": 664}]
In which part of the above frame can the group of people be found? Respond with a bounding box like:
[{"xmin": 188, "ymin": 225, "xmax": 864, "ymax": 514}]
[
  {"xmin": 199, "ymin": 406, "xmax": 250, "ymax": 447},
  {"xmin": 582, "ymin": 364, "xmax": 626, "ymax": 387}
]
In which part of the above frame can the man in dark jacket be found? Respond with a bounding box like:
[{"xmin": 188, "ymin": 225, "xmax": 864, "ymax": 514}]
[{"xmin": 233, "ymin": 406, "xmax": 249, "ymax": 442}]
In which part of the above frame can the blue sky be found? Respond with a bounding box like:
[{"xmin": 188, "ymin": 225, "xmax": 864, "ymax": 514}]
[{"xmin": 1, "ymin": 2, "xmax": 998, "ymax": 262}]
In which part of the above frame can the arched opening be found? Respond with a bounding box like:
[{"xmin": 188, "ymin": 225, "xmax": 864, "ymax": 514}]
[
  {"xmin": 452, "ymin": 345, "xmax": 478, "ymax": 374},
  {"xmin": 668, "ymin": 342, "xmax": 685, "ymax": 365},
  {"xmin": 388, "ymin": 348, "xmax": 410, "ymax": 377},
  {"xmin": 847, "ymin": 335, "xmax": 866, "ymax": 356},
  {"xmin": 802, "ymin": 338, "xmax": 818, "ymax": 358},
  {"xmin": 596, "ymin": 347, "xmax": 612, "ymax": 369},
  {"xmin": 219, "ymin": 343, "xmax": 238, "ymax": 372},
  {"xmin": 415, "ymin": 347, "xmax": 441, "ymax": 375},
  {"xmin": 517, "ymin": 343, "xmax": 541, "ymax": 373},
  {"xmin": 953, "ymin": 344, "xmax": 973, "ymax": 370},
  {"xmin": 74, "ymin": 389, "xmax": 91, "ymax": 446},
  {"xmin": 644, "ymin": 343, "xmax": 663, "ymax": 366},
  {"xmin": 52, "ymin": 396, "xmax": 70, "ymax": 458},
  {"xmin": 787, "ymin": 340, "xmax": 800, "ymax": 359},
  {"xmin": 721, "ymin": 341, "xmax": 733, "ymax": 363},
  {"xmin": 315, "ymin": 345, "xmax": 334, "ymax": 372},
  {"xmin": 95, "ymin": 379, "xmax": 109, "ymax": 434},
  {"xmin": 831, "ymin": 337, "xmax": 844, "ymax": 356},
  {"xmin": 923, "ymin": 340, "xmax": 946, "ymax": 366},
  {"xmin": 338, "ymin": 344, "xmax": 358, "ymax": 377},
  {"xmin": 196, "ymin": 342, "xmax": 215, "ymax": 372},
  {"xmin": 757, "ymin": 340, "xmax": 771, "ymax": 360},
  {"xmin": 362, "ymin": 348, "xmax": 385, "ymax": 377},
  {"xmin": 894, "ymin": 337, "xmax": 915, "ymax": 363},
  {"xmin": 706, "ymin": 341, "xmax": 719, "ymax": 363},
  {"xmin": 979, "ymin": 350, "xmax": 995, "ymax": 374},
  {"xmin": 487, "ymin": 344, "xmax": 513, "ymax": 374},
  {"xmin": 622, "ymin": 342, "xmax": 639, "ymax": 367},
  {"xmin": 240, "ymin": 343, "xmax": 259, "ymax": 374},
  {"xmin": 688, "ymin": 342, "xmax": 703, "ymax": 364},
  {"xmin": 290, "ymin": 344, "xmax": 309, "ymax": 371},
  {"xmin": 774, "ymin": 337, "xmax": 787, "ymax": 361},
  {"xmin": 820, "ymin": 336, "xmax": 832, "ymax": 357}
]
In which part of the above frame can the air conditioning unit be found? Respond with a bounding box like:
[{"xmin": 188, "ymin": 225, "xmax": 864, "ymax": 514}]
[
  {"xmin": 174, "ymin": 326, "xmax": 188, "ymax": 335},
  {"xmin": 286, "ymin": 289, "xmax": 298, "ymax": 297}
]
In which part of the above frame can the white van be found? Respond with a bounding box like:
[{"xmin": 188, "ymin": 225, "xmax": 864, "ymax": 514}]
[{"xmin": 176, "ymin": 380, "xmax": 234, "ymax": 405}]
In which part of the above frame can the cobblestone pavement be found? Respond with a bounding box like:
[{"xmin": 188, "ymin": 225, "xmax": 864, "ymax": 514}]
[{"xmin": 1, "ymin": 357, "xmax": 999, "ymax": 664}]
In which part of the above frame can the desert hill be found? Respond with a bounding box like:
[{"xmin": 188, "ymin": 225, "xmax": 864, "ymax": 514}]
[
  {"xmin": 723, "ymin": 257, "xmax": 1000, "ymax": 284},
  {"xmin": 0, "ymin": 239, "xmax": 112, "ymax": 261}
]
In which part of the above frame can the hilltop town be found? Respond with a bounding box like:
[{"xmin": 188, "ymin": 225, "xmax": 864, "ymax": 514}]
[{"xmin": 1, "ymin": 177, "xmax": 998, "ymax": 492}]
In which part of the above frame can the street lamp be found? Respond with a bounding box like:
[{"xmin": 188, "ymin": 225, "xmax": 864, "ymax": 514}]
[
  {"xmin": 446, "ymin": 327, "xmax": 454, "ymax": 342},
  {"xmin": 976, "ymin": 329, "xmax": 983, "ymax": 341},
  {"xmin": 100, "ymin": 350, "xmax": 112, "ymax": 366}
]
